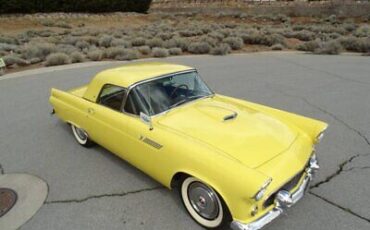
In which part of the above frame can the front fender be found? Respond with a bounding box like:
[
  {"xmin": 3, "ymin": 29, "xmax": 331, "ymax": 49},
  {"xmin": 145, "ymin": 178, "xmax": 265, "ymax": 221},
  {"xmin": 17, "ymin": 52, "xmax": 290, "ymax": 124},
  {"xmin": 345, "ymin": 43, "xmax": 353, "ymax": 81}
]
[{"xmin": 165, "ymin": 141, "xmax": 270, "ymax": 221}]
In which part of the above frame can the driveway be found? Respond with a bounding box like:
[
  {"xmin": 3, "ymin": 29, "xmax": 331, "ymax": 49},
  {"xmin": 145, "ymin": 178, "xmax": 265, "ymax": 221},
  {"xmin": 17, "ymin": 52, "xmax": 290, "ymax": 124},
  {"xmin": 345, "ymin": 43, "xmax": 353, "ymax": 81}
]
[{"xmin": 0, "ymin": 53, "xmax": 369, "ymax": 230}]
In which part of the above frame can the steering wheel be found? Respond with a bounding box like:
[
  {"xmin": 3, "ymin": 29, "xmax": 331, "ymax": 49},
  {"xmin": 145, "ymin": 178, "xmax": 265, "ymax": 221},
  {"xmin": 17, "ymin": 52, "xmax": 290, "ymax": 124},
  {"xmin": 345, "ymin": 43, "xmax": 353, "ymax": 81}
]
[{"xmin": 170, "ymin": 84, "xmax": 189, "ymax": 98}]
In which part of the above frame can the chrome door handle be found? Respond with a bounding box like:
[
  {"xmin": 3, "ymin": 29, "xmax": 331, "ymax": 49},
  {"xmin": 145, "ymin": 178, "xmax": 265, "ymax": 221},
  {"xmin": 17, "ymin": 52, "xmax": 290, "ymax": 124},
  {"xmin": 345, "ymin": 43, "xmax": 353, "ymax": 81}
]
[{"xmin": 87, "ymin": 108, "xmax": 95, "ymax": 114}]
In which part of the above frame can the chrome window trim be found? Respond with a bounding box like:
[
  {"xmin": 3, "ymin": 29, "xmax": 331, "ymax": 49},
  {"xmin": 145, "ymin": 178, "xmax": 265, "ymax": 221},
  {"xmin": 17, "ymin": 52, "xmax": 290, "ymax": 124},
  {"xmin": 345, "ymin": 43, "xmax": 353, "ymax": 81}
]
[
  {"xmin": 96, "ymin": 83, "xmax": 128, "ymax": 112},
  {"xmin": 121, "ymin": 69, "xmax": 215, "ymax": 118}
]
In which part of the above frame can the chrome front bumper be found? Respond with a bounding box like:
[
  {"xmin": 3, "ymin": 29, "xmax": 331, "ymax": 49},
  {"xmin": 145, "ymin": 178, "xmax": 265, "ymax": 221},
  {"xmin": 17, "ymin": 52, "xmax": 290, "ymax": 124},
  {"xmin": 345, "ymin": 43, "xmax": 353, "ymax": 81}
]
[{"xmin": 230, "ymin": 156, "xmax": 318, "ymax": 230}]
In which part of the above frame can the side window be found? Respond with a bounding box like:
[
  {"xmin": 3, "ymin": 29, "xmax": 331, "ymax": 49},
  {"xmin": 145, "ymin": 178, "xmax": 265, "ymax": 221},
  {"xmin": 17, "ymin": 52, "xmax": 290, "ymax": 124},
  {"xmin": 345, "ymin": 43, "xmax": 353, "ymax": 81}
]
[
  {"xmin": 98, "ymin": 84, "xmax": 126, "ymax": 111},
  {"xmin": 124, "ymin": 88, "xmax": 151, "ymax": 116}
]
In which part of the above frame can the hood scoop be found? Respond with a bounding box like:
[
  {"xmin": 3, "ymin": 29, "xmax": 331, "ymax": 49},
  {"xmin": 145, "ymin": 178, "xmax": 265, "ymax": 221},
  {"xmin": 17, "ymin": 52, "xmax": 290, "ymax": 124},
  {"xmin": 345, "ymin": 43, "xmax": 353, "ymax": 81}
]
[{"xmin": 223, "ymin": 112, "xmax": 238, "ymax": 121}]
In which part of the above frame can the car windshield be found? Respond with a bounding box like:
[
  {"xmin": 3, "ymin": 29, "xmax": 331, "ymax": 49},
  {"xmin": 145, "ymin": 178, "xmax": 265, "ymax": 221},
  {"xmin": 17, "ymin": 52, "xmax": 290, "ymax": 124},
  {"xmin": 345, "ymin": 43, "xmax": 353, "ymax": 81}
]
[{"xmin": 124, "ymin": 71, "xmax": 213, "ymax": 116}]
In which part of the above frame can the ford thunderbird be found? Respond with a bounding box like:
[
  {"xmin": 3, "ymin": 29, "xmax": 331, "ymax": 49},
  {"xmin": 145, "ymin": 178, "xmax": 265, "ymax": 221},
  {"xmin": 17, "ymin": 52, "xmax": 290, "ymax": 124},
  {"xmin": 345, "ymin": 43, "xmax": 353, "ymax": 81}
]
[{"xmin": 50, "ymin": 62, "xmax": 328, "ymax": 230}]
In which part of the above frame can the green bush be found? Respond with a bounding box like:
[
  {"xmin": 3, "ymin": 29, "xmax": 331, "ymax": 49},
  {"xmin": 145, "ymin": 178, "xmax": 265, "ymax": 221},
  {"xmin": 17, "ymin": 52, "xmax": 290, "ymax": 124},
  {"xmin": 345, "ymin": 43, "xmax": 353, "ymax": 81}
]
[{"xmin": 0, "ymin": 0, "xmax": 152, "ymax": 13}]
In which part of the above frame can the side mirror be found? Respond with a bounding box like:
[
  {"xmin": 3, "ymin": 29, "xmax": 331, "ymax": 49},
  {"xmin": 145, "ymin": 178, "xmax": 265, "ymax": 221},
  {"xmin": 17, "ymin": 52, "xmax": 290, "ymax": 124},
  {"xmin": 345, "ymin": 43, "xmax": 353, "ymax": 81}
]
[{"xmin": 140, "ymin": 112, "xmax": 153, "ymax": 130}]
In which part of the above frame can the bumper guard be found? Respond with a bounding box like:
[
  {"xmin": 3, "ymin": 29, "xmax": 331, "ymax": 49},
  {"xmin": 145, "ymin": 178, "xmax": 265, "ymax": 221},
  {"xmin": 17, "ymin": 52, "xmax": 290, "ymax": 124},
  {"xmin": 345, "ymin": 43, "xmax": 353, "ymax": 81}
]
[{"xmin": 230, "ymin": 155, "xmax": 318, "ymax": 230}]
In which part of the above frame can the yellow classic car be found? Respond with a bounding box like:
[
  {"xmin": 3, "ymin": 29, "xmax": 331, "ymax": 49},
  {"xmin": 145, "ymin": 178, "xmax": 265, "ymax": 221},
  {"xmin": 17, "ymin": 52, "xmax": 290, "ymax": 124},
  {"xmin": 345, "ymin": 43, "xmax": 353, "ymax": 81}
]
[{"xmin": 49, "ymin": 62, "xmax": 328, "ymax": 230}]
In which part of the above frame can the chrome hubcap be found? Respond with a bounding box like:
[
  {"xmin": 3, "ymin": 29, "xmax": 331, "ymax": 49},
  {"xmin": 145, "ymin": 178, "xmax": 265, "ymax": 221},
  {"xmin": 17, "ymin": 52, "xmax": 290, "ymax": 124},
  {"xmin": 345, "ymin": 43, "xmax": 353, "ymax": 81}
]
[
  {"xmin": 75, "ymin": 127, "xmax": 87, "ymax": 141},
  {"xmin": 188, "ymin": 182, "xmax": 219, "ymax": 220}
]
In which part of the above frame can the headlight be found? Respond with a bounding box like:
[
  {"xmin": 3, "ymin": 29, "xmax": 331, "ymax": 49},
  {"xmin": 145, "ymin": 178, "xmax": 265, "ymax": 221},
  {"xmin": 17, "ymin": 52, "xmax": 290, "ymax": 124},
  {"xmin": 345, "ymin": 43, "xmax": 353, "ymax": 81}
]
[{"xmin": 253, "ymin": 178, "xmax": 272, "ymax": 201}]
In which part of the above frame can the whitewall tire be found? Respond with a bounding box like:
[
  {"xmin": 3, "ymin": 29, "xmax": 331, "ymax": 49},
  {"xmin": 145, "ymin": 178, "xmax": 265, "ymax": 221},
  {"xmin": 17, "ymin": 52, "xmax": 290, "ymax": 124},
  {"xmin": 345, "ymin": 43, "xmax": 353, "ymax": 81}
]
[
  {"xmin": 71, "ymin": 124, "xmax": 94, "ymax": 147},
  {"xmin": 180, "ymin": 177, "xmax": 230, "ymax": 229}
]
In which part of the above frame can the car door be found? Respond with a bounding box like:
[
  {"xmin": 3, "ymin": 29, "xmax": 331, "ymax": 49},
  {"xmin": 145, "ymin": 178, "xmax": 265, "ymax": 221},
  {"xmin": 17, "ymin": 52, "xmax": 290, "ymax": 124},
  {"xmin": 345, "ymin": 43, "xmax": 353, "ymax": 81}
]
[
  {"xmin": 120, "ymin": 86, "xmax": 167, "ymax": 179},
  {"xmin": 85, "ymin": 84, "xmax": 131, "ymax": 159}
]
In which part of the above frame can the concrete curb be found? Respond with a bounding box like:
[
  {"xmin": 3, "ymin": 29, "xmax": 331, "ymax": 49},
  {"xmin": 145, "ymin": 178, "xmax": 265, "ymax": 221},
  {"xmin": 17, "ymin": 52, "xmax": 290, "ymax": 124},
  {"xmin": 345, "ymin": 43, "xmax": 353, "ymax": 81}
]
[{"xmin": 0, "ymin": 174, "xmax": 48, "ymax": 230}]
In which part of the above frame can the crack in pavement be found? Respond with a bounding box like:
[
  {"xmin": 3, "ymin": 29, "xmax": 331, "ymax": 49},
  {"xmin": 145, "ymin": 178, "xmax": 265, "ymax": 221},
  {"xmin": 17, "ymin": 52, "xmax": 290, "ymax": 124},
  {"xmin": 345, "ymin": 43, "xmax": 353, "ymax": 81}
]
[
  {"xmin": 0, "ymin": 163, "xmax": 4, "ymax": 174},
  {"xmin": 310, "ymin": 154, "xmax": 362, "ymax": 189},
  {"xmin": 309, "ymin": 191, "xmax": 370, "ymax": 223},
  {"xmin": 267, "ymin": 87, "xmax": 370, "ymax": 222},
  {"xmin": 271, "ymin": 88, "xmax": 370, "ymax": 188},
  {"xmin": 344, "ymin": 166, "xmax": 370, "ymax": 172},
  {"xmin": 45, "ymin": 186, "xmax": 164, "ymax": 205}
]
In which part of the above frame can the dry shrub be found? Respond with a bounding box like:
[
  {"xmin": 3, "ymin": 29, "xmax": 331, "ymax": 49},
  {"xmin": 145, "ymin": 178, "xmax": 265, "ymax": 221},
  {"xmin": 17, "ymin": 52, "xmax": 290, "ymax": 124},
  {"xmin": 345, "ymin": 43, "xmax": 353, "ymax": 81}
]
[
  {"xmin": 56, "ymin": 44, "xmax": 79, "ymax": 54},
  {"xmin": 146, "ymin": 38, "xmax": 164, "ymax": 48},
  {"xmin": 117, "ymin": 49, "xmax": 140, "ymax": 61},
  {"xmin": 297, "ymin": 40, "xmax": 321, "ymax": 52},
  {"xmin": 105, "ymin": 47, "xmax": 127, "ymax": 59},
  {"xmin": 242, "ymin": 32, "xmax": 285, "ymax": 46},
  {"xmin": 223, "ymin": 37, "xmax": 243, "ymax": 50},
  {"xmin": 0, "ymin": 35, "xmax": 18, "ymax": 44},
  {"xmin": 0, "ymin": 43, "xmax": 17, "ymax": 52},
  {"xmin": 163, "ymin": 37, "xmax": 188, "ymax": 51},
  {"xmin": 22, "ymin": 42, "xmax": 56, "ymax": 60},
  {"xmin": 138, "ymin": 46, "xmax": 151, "ymax": 55},
  {"xmin": 45, "ymin": 53, "xmax": 71, "ymax": 66},
  {"xmin": 99, "ymin": 35, "xmax": 113, "ymax": 48},
  {"xmin": 70, "ymin": 51, "xmax": 85, "ymax": 63},
  {"xmin": 314, "ymin": 40, "xmax": 342, "ymax": 55},
  {"xmin": 157, "ymin": 32, "xmax": 174, "ymax": 40},
  {"xmin": 87, "ymin": 50, "xmax": 103, "ymax": 61},
  {"xmin": 169, "ymin": 48, "xmax": 182, "ymax": 56},
  {"xmin": 354, "ymin": 25, "xmax": 370, "ymax": 37},
  {"xmin": 3, "ymin": 54, "xmax": 29, "ymax": 66},
  {"xmin": 283, "ymin": 30, "xmax": 315, "ymax": 41},
  {"xmin": 210, "ymin": 43, "xmax": 231, "ymax": 56},
  {"xmin": 131, "ymin": 37, "xmax": 146, "ymax": 47},
  {"xmin": 75, "ymin": 40, "xmax": 90, "ymax": 50},
  {"xmin": 339, "ymin": 36, "xmax": 370, "ymax": 53},
  {"xmin": 188, "ymin": 42, "xmax": 211, "ymax": 54},
  {"xmin": 61, "ymin": 36, "xmax": 79, "ymax": 46},
  {"xmin": 111, "ymin": 39, "xmax": 131, "ymax": 48},
  {"xmin": 152, "ymin": 48, "xmax": 169, "ymax": 58},
  {"xmin": 271, "ymin": 44, "xmax": 284, "ymax": 51}
]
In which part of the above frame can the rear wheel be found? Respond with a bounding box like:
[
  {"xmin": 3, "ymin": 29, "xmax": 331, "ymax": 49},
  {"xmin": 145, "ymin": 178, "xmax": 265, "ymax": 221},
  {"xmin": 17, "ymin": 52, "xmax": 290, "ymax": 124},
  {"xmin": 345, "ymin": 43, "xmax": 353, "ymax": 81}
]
[
  {"xmin": 71, "ymin": 124, "xmax": 94, "ymax": 147},
  {"xmin": 180, "ymin": 177, "xmax": 231, "ymax": 229}
]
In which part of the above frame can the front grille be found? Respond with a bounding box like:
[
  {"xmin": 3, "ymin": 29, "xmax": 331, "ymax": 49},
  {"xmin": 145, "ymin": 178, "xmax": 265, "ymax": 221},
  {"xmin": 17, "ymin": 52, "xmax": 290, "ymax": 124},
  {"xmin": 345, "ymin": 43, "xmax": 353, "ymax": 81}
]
[{"xmin": 263, "ymin": 171, "xmax": 304, "ymax": 208}]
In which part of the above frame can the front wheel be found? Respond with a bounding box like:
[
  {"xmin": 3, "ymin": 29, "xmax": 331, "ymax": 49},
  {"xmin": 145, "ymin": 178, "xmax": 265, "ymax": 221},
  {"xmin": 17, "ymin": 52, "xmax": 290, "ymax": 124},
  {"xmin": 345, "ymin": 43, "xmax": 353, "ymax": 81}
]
[
  {"xmin": 180, "ymin": 177, "xmax": 231, "ymax": 229},
  {"xmin": 71, "ymin": 124, "xmax": 94, "ymax": 148}
]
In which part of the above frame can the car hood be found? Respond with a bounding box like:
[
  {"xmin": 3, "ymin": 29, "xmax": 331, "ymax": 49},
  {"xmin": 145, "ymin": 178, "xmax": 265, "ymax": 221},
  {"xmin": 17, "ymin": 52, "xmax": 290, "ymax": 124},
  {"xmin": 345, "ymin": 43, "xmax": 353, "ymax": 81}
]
[{"xmin": 157, "ymin": 95, "xmax": 299, "ymax": 168}]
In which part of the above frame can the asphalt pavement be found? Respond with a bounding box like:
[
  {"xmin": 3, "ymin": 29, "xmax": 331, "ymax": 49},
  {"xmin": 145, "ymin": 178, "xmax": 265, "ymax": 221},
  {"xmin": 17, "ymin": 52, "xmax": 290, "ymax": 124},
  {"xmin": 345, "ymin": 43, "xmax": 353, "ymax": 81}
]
[{"xmin": 0, "ymin": 53, "xmax": 369, "ymax": 230}]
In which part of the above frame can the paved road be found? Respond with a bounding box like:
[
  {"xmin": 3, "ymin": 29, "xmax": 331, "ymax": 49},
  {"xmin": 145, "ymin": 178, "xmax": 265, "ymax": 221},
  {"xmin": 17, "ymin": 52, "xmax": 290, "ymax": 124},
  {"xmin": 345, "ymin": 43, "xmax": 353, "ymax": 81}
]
[{"xmin": 1, "ymin": 53, "xmax": 370, "ymax": 230}]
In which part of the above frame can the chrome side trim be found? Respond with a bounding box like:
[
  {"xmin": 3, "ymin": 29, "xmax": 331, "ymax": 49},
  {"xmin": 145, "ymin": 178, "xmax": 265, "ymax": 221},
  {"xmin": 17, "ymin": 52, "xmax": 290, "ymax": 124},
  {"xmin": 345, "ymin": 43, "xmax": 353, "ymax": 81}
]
[
  {"xmin": 230, "ymin": 155, "xmax": 318, "ymax": 230},
  {"xmin": 140, "ymin": 136, "xmax": 163, "ymax": 149}
]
